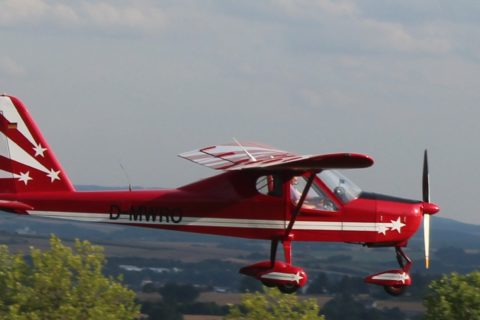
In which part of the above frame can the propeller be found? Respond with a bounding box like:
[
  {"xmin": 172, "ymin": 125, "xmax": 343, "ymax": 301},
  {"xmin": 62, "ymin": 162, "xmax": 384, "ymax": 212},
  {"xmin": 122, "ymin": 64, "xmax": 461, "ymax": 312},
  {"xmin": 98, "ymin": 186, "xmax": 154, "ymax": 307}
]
[
  {"xmin": 423, "ymin": 150, "xmax": 430, "ymax": 269},
  {"xmin": 422, "ymin": 150, "xmax": 439, "ymax": 269}
]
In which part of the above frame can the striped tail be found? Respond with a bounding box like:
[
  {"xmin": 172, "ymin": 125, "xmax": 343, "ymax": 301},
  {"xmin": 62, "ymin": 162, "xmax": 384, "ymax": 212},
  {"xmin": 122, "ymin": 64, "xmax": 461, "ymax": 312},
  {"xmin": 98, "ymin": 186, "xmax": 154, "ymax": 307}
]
[{"xmin": 0, "ymin": 95, "xmax": 75, "ymax": 193}]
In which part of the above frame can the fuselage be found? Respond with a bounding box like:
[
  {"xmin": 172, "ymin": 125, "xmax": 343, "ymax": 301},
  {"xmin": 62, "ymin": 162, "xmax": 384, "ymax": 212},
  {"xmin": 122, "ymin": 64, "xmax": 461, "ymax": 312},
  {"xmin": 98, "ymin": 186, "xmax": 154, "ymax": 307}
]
[{"xmin": 1, "ymin": 171, "xmax": 424, "ymax": 246}]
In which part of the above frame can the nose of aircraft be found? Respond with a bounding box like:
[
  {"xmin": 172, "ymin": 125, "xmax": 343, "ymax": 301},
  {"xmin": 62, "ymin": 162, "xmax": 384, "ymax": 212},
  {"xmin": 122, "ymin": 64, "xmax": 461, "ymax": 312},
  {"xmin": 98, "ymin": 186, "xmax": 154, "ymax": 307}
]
[{"xmin": 422, "ymin": 202, "xmax": 440, "ymax": 215}]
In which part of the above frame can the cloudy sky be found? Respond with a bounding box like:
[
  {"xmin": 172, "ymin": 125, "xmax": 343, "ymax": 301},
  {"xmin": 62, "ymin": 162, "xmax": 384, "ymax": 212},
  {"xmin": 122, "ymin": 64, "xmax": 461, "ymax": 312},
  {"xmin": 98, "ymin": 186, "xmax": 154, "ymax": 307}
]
[{"xmin": 1, "ymin": 0, "xmax": 479, "ymax": 224}]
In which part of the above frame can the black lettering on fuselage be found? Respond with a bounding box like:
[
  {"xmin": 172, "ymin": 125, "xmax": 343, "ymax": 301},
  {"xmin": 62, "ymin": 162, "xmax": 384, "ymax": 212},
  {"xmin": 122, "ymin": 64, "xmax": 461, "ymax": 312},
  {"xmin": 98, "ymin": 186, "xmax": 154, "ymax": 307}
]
[
  {"xmin": 109, "ymin": 205, "xmax": 121, "ymax": 220},
  {"xmin": 109, "ymin": 205, "xmax": 183, "ymax": 224}
]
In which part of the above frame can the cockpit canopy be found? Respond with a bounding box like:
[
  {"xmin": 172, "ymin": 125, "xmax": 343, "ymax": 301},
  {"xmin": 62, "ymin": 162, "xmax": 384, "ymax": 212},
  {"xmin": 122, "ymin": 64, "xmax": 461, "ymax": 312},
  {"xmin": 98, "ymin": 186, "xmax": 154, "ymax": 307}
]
[
  {"xmin": 256, "ymin": 170, "xmax": 363, "ymax": 212},
  {"xmin": 318, "ymin": 170, "xmax": 362, "ymax": 204},
  {"xmin": 290, "ymin": 170, "xmax": 362, "ymax": 211}
]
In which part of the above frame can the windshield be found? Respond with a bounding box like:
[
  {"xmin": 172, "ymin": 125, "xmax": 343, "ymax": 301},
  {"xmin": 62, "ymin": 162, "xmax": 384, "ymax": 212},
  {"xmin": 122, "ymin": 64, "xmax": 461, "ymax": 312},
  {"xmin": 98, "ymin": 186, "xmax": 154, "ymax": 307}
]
[
  {"xmin": 318, "ymin": 170, "xmax": 362, "ymax": 204},
  {"xmin": 291, "ymin": 176, "xmax": 337, "ymax": 211}
]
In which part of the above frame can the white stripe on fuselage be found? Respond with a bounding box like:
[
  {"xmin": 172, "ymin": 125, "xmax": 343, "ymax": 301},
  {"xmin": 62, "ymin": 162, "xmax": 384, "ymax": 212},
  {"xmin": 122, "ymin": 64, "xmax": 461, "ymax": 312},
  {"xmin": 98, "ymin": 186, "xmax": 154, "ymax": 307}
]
[{"xmin": 28, "ymin": 210, "xmax": 396, "ymax": 233}]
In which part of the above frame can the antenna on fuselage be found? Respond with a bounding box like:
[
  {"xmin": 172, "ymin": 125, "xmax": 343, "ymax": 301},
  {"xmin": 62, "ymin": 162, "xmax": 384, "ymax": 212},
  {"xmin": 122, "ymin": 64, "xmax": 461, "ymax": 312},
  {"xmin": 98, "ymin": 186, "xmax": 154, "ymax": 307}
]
[
  {"xmin": 119, "ymin": 163, "xmax": 132, "ymax": 192},
  {"xmin": 233, "ymin": 138, "xmax": 257, "ymax": 162}
]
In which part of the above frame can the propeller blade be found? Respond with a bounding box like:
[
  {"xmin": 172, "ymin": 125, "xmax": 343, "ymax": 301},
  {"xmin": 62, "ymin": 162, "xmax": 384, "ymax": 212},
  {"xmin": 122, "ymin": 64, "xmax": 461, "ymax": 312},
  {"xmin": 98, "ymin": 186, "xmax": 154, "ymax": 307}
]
[
  {"xmin": 422, "ymin": 150, "xmax": 430, "ymax": 203},
  {"xmin": 424, "ymin": 213, "xmax": 430, "ymax": 269},
  {"xmin": 423, "ymin": 149, "xmax": 431, "ymax": 269}
]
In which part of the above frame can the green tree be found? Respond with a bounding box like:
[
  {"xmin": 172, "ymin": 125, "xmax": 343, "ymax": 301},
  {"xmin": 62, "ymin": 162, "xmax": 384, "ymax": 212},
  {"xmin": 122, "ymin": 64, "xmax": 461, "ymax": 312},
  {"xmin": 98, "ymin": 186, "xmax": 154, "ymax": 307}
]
[
  {"xmin": 225, "ymin": 287, "xmax": 325, "ymax": 320},
  {"xmin": 424, "ymin": 271, "xmax": 480, "ymax": 320},
  {"xmin": 0, "ymin": 235, "xmax": 140, "ymax": 320},
  {"xmin": 322, "ymin": 292, "xmax": 405, "ymax": 320}
]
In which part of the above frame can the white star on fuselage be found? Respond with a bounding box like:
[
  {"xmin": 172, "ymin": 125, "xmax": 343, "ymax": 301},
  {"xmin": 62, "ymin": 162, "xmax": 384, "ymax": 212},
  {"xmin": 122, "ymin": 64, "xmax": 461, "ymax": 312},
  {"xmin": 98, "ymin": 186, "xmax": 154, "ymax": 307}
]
[
  {"xmin": 376, "ymin": 224, "xmax": 388, "ymax": 235},
  {"xmin": 33, "ymin": 143, "xmax": 47, "ymax": 157},
  {"xmin": 390, "ymin": 217, "xmax": 406, "ymax": 234},
  {"xmin": 47, "ymin": 169, "xmax": 61, "ymax": 182},
  {"xmin": 16, "ymin": 171, "xmax": 32, "ymax": 185}
]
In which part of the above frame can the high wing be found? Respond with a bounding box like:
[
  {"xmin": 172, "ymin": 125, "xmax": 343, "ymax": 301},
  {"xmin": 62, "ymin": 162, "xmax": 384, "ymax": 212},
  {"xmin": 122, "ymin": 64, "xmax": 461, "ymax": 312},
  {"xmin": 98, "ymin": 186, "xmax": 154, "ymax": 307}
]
[{"xmin": 179, "ymin": 142, "xmax": 374, "ymax": 172}]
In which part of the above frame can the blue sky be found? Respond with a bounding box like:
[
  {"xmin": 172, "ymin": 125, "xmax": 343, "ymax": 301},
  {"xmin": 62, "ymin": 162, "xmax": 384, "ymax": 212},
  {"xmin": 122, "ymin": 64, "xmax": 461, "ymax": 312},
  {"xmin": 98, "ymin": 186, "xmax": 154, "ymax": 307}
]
[{"xmin": 1, "ymin": 0, "xmax": 479, "ymax": 224}]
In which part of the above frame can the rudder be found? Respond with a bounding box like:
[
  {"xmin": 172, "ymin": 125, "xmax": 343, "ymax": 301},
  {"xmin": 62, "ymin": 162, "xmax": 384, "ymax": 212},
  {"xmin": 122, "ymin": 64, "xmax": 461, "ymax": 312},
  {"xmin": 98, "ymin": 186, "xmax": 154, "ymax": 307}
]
[{"xmin": 0, "ymin": 95, "xmax": 75, "ymax": 193}]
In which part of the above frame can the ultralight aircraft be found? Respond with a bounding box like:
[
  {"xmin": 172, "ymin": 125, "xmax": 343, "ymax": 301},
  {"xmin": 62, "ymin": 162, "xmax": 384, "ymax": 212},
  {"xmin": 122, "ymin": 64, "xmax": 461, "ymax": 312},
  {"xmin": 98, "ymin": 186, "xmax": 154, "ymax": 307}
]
[{"xmin": 0, "ymin": 95, "xmax": 439, "ymax": 295}]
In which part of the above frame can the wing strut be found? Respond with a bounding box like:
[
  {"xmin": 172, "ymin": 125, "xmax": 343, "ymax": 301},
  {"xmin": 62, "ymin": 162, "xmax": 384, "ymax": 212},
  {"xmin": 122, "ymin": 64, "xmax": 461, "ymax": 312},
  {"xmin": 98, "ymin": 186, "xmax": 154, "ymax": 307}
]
[{"xmin": 285, "ymin": 173, "xmax": 316, "ymax": 237}]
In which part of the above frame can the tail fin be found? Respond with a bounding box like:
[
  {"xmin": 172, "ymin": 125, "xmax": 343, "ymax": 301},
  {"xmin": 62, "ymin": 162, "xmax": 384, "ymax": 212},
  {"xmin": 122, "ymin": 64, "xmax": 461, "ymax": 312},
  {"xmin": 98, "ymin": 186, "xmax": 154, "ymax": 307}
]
[{"xmin": 0, "ymin": 95, "xmax": 75, "ymax": 193}]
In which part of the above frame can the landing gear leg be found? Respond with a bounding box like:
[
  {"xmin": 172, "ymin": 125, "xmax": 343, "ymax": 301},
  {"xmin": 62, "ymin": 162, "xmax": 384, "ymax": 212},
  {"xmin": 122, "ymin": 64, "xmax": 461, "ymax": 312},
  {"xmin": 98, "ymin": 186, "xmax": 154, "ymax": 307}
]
[
  {"xmin": 277, "ymin": 239, "xmax": 300, "ymax": 294},
  {"xmin": 395, "ymin": 247, "xmax": 412, "ymax": 272},
  {"xmin": 262, "ymin": 240, "xmax": 280, "ymax": 288},
  {"xmin": 270, "ymin": 239, "xmax": 279, "ymax": 267}
]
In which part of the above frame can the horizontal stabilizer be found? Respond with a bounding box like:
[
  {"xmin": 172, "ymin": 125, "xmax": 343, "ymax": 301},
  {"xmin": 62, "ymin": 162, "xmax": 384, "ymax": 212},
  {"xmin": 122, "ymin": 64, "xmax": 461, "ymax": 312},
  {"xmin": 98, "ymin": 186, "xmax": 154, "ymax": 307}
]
[
  {"xmin": 0, "ymin": 199, "xmax": 33, "ymax": 213},
  {"xmin": 179, "ymin": 142, "xmax": 374, "ymax": 172}
]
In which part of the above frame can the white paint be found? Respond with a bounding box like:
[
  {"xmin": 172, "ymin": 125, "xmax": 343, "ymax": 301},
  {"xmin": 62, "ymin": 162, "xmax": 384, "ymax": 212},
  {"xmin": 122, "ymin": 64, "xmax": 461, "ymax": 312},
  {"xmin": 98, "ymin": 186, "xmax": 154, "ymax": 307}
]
[
  {"xmin": 0, "ymin": 97, "xmax": 36, "ymax": 146},
  {"xmin": 33, "ymin": 143, "xmax": 47, "ymax": 157},
  {"xmin": 6, "ymin": 135, "xmax": 49, "ymax": 173},
  {"xmin": 47, "ymin": 169, "xmax": 61, "ymax": 182},
  {"xmin": 372, "ymin": 272, "xmax": 410, "ymax": 284},
  {"xmin": 261, "ymin": 271, "xmax": 304, "ymax": 284},
  {"xmin": 14, "ymin": 171, "xmax": 32, "ymax": 185},
  {"xmin": 27, "ymin": 211, "xmax": 402, "ymax": 235},
  {"xmin": 0, "ymin": 169, "xmax": 13, "ymax": 179}
]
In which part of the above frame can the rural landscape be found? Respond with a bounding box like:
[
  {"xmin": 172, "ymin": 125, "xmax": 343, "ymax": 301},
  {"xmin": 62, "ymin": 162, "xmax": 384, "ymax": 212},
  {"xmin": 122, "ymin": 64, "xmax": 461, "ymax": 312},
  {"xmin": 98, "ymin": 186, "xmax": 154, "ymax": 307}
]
[{"xmin": 1, "ymin": 198, "xmax": 479, "ymax": 319}]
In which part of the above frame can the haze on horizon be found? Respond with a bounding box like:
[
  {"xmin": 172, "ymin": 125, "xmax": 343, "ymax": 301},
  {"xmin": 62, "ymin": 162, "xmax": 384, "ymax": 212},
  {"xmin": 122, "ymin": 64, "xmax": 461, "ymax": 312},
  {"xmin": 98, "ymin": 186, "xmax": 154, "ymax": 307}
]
[{"xmin": 1, "ymin": 0, "xmax": 479, "ymax": 225}]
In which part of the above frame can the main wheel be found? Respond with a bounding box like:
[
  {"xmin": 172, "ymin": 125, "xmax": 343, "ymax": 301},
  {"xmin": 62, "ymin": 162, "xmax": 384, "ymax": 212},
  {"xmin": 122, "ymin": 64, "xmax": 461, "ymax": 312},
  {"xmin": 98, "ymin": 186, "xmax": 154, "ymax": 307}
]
[
  {"xmin": 384, "ymin": 285, "xmax": 407, "ymax": 296},
  {"xmin": 261, "ymin": 280, "xmax": 276, "ymax": 288},
  {"xmin": 278, "ymin": 284, "xmax": 300, "ymax": 294}
]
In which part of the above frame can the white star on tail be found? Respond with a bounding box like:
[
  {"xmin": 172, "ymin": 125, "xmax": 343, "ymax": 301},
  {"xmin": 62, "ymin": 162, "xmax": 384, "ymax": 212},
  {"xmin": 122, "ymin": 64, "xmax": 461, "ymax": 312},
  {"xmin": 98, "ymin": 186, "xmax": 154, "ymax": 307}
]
[
  {"xmin": 47, "ymin": 169, "xmax": 61, "ymax": 182},
  {"xmin": 15, "ymin": 171, "xmax": 32, "ymax": 185},
  {"xmin": 390, "ymin": 217, "xmax": 406, "ymax": 233},
  {"xmin": 33, "ymin": 143, "xmax": 47, "ymax": 157}
]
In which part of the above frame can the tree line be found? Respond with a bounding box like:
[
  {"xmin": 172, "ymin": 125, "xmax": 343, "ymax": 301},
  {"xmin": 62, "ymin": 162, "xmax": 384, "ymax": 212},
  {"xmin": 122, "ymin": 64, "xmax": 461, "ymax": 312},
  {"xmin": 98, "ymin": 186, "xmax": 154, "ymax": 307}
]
[{"xmin": 0, "ymin": 236, "xmax": 478, "ymax": 320}]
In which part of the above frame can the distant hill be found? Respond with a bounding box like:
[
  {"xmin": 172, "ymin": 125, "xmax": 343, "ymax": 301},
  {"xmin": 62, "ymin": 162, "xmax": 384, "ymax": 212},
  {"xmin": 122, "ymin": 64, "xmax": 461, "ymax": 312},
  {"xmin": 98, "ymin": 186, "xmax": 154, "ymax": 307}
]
[{"xmin": 410, "ymin": 216, "xmax": 480, "ymax": 249}]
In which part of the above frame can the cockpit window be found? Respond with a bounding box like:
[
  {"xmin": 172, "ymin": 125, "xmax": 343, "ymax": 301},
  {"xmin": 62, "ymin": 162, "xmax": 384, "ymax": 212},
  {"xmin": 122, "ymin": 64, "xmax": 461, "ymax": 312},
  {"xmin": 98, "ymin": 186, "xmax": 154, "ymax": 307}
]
[
  {"xmin": 291, "ymin": 176, "xmax": 337, "ymax": 211},
  {"xmin": 318, "ymin": 170, "xmax": 362, "ymax": 204}
]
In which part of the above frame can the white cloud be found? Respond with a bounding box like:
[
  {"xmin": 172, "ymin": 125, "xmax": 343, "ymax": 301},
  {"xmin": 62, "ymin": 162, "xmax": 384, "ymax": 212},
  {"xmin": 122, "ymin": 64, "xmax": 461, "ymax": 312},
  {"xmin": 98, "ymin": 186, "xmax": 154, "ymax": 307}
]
[
  {"xmin": 361, "ymin": 19, "xmax": 452, "ymax": 54},
  {"xmin": 82, "ymin": 2, "xmax": 166, "ymax": 31},
  {"xmin": 274, "ymin": 0, "xmax": 358, "ymax": 17},
  {"xmin": 0, "ymin": 0, "xmax": 167, "ymax": 33},
  {"xmin": 0, "ymin": 0, "xmax": 39, "ymax": 24},
  {"xmin": 0, "ymin": 1, "xmax": 80, "ymax": 26},
  {"xmin": 235, "ymin": 0, "xmax": 452, "ymax": 55},
  {"xmin": 0, "ymin": 56, "xmax": 26, "ymax": 78}
]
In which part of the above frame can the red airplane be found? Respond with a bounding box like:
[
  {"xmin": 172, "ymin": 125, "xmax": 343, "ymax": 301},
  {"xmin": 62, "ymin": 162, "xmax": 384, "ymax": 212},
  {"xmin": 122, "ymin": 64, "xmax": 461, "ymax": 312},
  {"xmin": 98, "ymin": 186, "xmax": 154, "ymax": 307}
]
[{"xmin": 0, "ymin": 95, "xmax": 439, "ymax": 295}]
